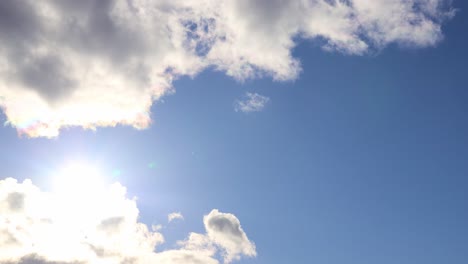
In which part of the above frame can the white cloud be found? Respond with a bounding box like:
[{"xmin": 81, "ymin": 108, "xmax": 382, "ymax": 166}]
[
  {"xmin": 168, "ymin": 212, "xmax": 184, "ymax": 223},
  {"xmin": 177, "ymin": 210, "xmax": 257, "ymax": 263},
  {"xmin": 0, "ymin": 0, "xmax": 454, "ymax": 137},
  {"xmin": 235, "ymin": 92, "xmax": 270, "ymax": 113},
  {"xmin": 204, "ymin": 210, "xmax": 257, "ymax": 263},
  {"xmin": 0, "ymin": 177, "xmax": 256, "ymax": 264}
]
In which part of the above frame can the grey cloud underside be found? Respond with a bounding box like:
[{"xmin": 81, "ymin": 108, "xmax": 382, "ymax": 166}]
[
  {"xmin": 5, "ymin": 192, "xmax": 25, "ymax": 211},
  {"xmin": 1, "ymin": 254, "xmax": 83, "ymax": 264},
  {"xmin": 203, "ymin": 210, "xmax": 256, "ymax": 263},
  {"xmin": 98, "ymin": 216, "xmax": 125, "ymax": 232},
  {"xmin": 0, "ymin": 0, "xmax": 454, "ymax": 137},
  {"xmin": 55, "ymin": 0, "xmax": 147, "ymax": 66},
  {"xmin": 0, "ymin": 230, "xmax": 19, "ymax": 247},
  {"xmin": 0, "ymin": 0, "xmax": 144, "ymax": 102},
  {"xmin": 0, "ymin": 0, "xmax": 39, "ymax": 46},
  {"xmin": 0, "ymin": 0, "xmax": 73, "ymax": 101},
  {"xmin": 207, "ymin": 215, "xmax": 244, "ymax": 238}
]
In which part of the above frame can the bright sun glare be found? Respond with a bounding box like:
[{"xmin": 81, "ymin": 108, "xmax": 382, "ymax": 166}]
[
  {"xmin": 52, "ymin": 162, "xmax": 106, "ymax": 197},
  {"xmin": 45, "ymin": 162, "xmax": 121, "ymax": 255}
]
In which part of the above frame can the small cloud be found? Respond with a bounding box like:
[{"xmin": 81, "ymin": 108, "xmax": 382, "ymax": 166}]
[
  {"xmin": 168, "ymin": 212, "xmax": 184, "ymax": 223},
  {"xmin": 152, "ymin": 224, "xmax": 163, "ymax": 232},
  {"xmin": 234, "ymin": 93, "xmax": 270, "ymax": 113},
  {"xmin": 178, "ymin": 209, "xmax": 256, "ymax": 264},
  {"xmin": 204, "ymin": 210, "xmax": 257, "ymax": 263}
]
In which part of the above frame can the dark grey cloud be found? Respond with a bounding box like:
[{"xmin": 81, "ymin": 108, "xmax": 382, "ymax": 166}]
[
  {"xmin": 0, "ymin": 0, "xmax": 144, "ymax": 103},
  {"xmin": 0, "ymin": 0, "xmax": 76, "ymax": 102},
  {"xmin": 0, "ymin": 0, "xmax": 41, "ymax": 45},
  {"xmin": 16, "ymin": 55, "xmax": 77, "ymax": 102},
  {"xmin": 57, "ymin": 0, "xmax": 145, "ymax": 63}
]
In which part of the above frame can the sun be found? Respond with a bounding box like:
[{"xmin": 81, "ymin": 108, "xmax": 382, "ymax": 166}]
[
  {"xmin": 46, "ymin": 162, "xmax": 115, "ymax": 249},
  {"xmin": 51, "ymin": 161, "xmax": 106, "ymax": 198},
  {"xmin": 49, "ymin": 161, "xmax": 112, "ymax": 227}
]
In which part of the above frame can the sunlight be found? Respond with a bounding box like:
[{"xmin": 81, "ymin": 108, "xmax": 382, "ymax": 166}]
[
  {"xmin": 50, "ymin": 162, "xmax": 108, "ymax": 220},
  {"xmin": 49, "ymin": 162, "xmax": 113, "ymax": 249},
  {"xmin": 52, "ymin": 162, "xmax": 105, "ymax": 197}
]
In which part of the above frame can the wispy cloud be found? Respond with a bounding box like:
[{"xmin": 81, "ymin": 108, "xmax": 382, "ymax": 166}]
[
  {"xmin": 0, "ymin": 177, "xmax": 256, "ymax": 264},
  {"xmin": 168, "ymin": 212, "xmax": 184, "ymax": 223},
  {"xmin": 0, "ymin": 0, "xmax": 454, "ymax": 137},
  {"xmin": 235, "ymin": 92, "xmax": 270, "ymax": 113}
]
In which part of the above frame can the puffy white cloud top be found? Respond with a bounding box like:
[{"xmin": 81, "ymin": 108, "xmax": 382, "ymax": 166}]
[
  {"xmin": 0, "ymin": 0, "xmax": 454, "ymax": 137},
  {"xmin": 0, "ymin": 177, "xmax": 256, "ymax": 264}
]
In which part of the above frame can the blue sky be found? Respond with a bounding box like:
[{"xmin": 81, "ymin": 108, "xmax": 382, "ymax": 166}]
[{"xmin": 1, "ymin": 1, "xmax": 467, "ymax": 264}]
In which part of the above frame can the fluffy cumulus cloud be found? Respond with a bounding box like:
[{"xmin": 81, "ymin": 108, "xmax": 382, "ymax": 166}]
[
  {"xmin": 0, "ymin": 177, "xmax": 256, "ymax": 264},
  {"xmin": 235, "ymin": 92, "xmax": 270, "ymax": 113},
  {"xmin": 0, "ymin": 0, "xmax": 454, "ymax": 137}
]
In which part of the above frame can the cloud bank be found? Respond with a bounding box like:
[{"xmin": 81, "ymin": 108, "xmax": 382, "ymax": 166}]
[
  {"xmin": 0, "ymin": 0, "xmax": 454, "ymax": 137},
  {"xmin": 0, "ymin": 177, "xmax": 256, "ymax": 264}
]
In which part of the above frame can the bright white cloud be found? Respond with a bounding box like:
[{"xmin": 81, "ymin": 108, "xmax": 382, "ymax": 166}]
[
  {"xmin": 0, "ymin": 177, "xmax": 256, "ymax": 264},
  {"xmin": 0, "ymin": 0, "xmax": 454, "ymax": 137},
  {"xmin": 235, "ymin": 92, "xmax": 270, "ymax": 113},
  {"xmin": 168, "ymin": 212, "xmax": 184, "ymax": 223}
]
